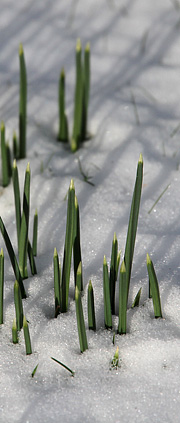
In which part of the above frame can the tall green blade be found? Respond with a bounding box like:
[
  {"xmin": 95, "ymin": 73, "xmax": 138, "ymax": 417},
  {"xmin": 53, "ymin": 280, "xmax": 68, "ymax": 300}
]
[
  {"xmin": 75, "ymin": 286, "xmax": 88, "ymax": 353},
  {"xmin": 1, "ymin": 122, "xmax": 9, "ymax": 187},
  {"xmin": 147, "ymin": 254, "xmax": 162, "ymax": 318},
  {"xmin": 12, "ymin": 160, "xmax": 21, "ymax": 251},
  {"xmin": 0, "ymin": 248, "xmax": 4, "ymax": 324},
  {"xmin": 61, "ymin": 179, "xmax": 75, "ymax": 312},
  {"xmin": 14, "ymin": 280, "xmax": 24, "ymax": 331},
  {"xmin": 6, "ymin": 142, "xmax": 12, "ymax": 179},
  {"xmin": 19, "ymin": 163, "xmax": 30, "ymax": 279},
  {"xmin": 73, "ymin": 195, "xmax": 83, "ymax": 290},
  {"xmin": 27, "ymin": 240, "xmax": 37, "ymax": 275},
  {"xmin": 58, "ymin": 68, "xmax": 69, "ymax": 142},
  {"xmin": 32, "ymin": 209, "xmax": 38, "ymax": 256},
  {"xmin": 124, "ymin": 154, "xmax": 143, "ymax": 302},
  {"xmin": 13, "ymin": 131, "xmax": 18, "ymax": 160},
  {"xmin": 110, "ymin": 232, "xmax": 118, "ymax": 314},
  {"xmin": 118, "ymin": 260, "xmax": 127, "ymax": 335},
  {"xmin": 81, "ymin": 42, "xmax": 90, "ymax": 140},
  {"xmin": 71, "ymin": 39, "xmax": 83, "ymax": 152},
  {"xmin": 54, "ymin": 247, "xmax": 61, "ymax": 317},
  {"xmin": 23, "ymin": 315, "xmax": 32, "ymax": 354},
  {"xmin": 19, "ymin": 43, "xmax": 27, "ymax": 159},
  {"xmin": 88, "ymin": 280, "xmax": 96, "ymax": 331},
  {"xmin": 0, "ymin": 216, "xmax": 26, "ymax": 298},
  {"xmin": 103, "ymin": 255, "xmax": 112, "ymax": 329}
]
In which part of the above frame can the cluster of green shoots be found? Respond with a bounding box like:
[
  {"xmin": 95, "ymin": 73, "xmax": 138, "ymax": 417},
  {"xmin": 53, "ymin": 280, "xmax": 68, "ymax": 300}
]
[
  {"xmin": 0, "ymin": 155, "xmax": 163, "ymax": 358},
  {"xmin": 0, "ymin": 39, "xmax": 90, "ymax": 189},
  {"xmin": 0, "ymin": 161, "xmax": 37, "ymax": 354},
  {"xmin": 53, "ymin": 154, "xmax": 163, "ymax": 354},
  {"xmin": 0, "ymin": 44, "xmax": 27, "ymax": 187},
  {"xmin": 58, "ymin": 39, "xmax": 90, "ymax": 152}
]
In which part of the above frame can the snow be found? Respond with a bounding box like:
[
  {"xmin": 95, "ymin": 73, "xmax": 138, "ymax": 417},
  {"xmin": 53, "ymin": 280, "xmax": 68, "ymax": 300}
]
[{"xmin": 0, "ymin": 0, "xmax": 180, "ymax": 422}]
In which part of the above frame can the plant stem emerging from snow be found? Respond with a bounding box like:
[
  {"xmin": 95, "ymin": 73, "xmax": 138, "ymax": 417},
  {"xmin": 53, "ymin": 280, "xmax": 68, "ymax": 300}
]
[
  {"xmin": 124, "ymin": 153, "xmax": 143, "ymax": 303},
  {"xmin": 1, "ymin": 121, "xmax": 9, "ymax": 187},
  {"xmin": 75, "ymin": 286, "xmax": 88, "ymax": 353},
  {"xmin": 32, "ymin": 209, "xmax": 38, "ymax": 256},
  {"xmin": 61, "ymin": 179, "xmax": 75, "ymax": 312},
  {"xmin": 146, "ymin": 254, "xmax": 162, "ymax": 318},
  {"xmin": 118, "ymin": 260, "xmax": 127, "ymax": 335},
  {"xmin": 0, "ymin": 216, "xmax": 26, "ymax": 298},
  {"xmin": 88, "ymin": 280, "xmax": 96, "ymax": 331},
  {"xmin": 23, "ymin": 315, "xmax": 32, "ymax": 354},
  {"xmin": 54, "ymin": 247, "xmax": 61, "ymax": 317},
  {"xmin": 103, "ymin": 255, "xmax": 112, "ymax": 329},
  {"xmin": 19, "ymin": 43, "xmax": 27, "ymax": 159},
  {"xmin": 58, "ymin": 68, "xmax": 69, "ymax": 142},
  {"xmin": 19, "ymin": 163, "xmax": 30, "ymax": 279},
  {"xmin": 73, "ymin": 195, "xmax": 83, "ymax": 290},
  {"xmin": 14, "ymin": 280, "xmax": 24, "ymax": 331}
]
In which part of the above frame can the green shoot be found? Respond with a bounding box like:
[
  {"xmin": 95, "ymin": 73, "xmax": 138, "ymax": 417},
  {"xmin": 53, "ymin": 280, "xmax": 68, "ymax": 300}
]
[
  {"xmin": 6, "ymin": 142, "xmax": 12, "ymax": 178},
  {"xmin": 110, "ymin": 232, "xmax": 118, "ymax": 314},
  {"xmin": 146, "ymin": 254, "xmax": 162, "ymax": 318},
  {"xmin": 71, "ymin": 39, "xmax": 83, "ymax": 152},
  {"xmin": 131, "ymin": 287, "xmax": 142, "ymax": 308},
  {"xmin": 58, "ymin": 68, "xmax": 69, "ymax": 142},
  {"xmin": 12, "ymin": 318, "xmax": 18, "ymax": 344},
  {"xmin": 81, "ymin": 42, "xmax": 90, "ymax": 140},
  {"xmin": 23, "ymin": 315, "xmax": 32, "ymax": 354},
  {"xmin": 124, "ymin": 154, "xmax": 143, "ymax": 303},
  {"xmin": 14, "ymin": 280, "xmax": 24, "ymax": 331},
  {"xmin": 27, "ymin": 240, "xmax": 37, "ymax": 275},
  {"xmin": 118, "ymin": 260, "xmax": 127, "ymax": 335},
  {"xmin": 31, "ymin": 364, "xmax": 39, "ymax": 378},
  {"xmin": 13, "ymin": 131, "xmax": 18, "ymax": 159},
  {"xmin": 61, "ymin": 179, "xmax": 75, "ymax": 312},
  {"xmin": 103, "ymin": 255, "xmax": 112, "ymax": 329},
  {"xmin": 75, "ymin": 285, "xmax": 88, "ymax": 353},
  {"xmin": 73, "ymin": 195, "xmax": 83, "ymax": 290},
  {"xmin": 32, "ymin": 209, "xmax": 38, "ymax": 256},
  {"xmin": 110, "ymin": 347, "xmax": 120, "ymax": 369},
  {"xmin": 87, "ymin": 280, "xmax": 96, "ymax": 331},
  {"xmin": 1, "ymin": 121, "xmax": 9, "ymax": 187},
  {"xmin": 19, "ymin": 43, "xmax": 27, "ymax": 159},
  {"xmin": 12, "ymin": 160, "xmax": 21, "ymax": 250},
  {"xmin": 0, "ymin": 248, "xmax": 4, "ymax": 324},
  {"xmin": 51, "ymin": 357, "xmax": 75, "ymax": 376},
  {"xmin": 19, "ymin": 162, "xmax": 30, "ymax": 279},
  {"xmin": 54, "ymin": 247, "xmax": 61, "ymax": 317},
  {"xmin": 0, "ymin": 216, "xmax": 26, "ymax": 298}
]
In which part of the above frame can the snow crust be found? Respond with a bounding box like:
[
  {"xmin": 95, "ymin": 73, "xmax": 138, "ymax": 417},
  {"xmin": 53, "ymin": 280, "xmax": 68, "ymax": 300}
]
[{"xmin": 0, "ymin": 1, "xmax": 180, "ymax": 422}]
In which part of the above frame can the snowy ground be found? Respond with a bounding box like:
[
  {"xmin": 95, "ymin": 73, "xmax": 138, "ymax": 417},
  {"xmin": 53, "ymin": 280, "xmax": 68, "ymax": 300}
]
[{"xmin": 0, "ymin": 1, "xmax": 180, "ymax": 422}]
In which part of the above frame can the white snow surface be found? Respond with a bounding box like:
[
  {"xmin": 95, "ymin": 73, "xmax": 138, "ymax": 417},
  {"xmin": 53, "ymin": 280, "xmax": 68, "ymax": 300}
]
[{"xmin": 0, "ymin": 1, "xmax": 180, "ymax": 422}]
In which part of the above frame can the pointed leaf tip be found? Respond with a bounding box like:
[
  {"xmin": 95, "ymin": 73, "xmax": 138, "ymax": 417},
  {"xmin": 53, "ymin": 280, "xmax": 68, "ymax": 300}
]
[
  {"xmin": 0, "ymin": 247, "xmax": 3, "ymax": 257},
  {"xmin": 13, "ymin": 159, "xmax": 17, "ymax": 168},
  {"xmin": 77, "ymin": 261, "xmax": 82, "ymax": 275},
  {"xmin": 85, "ymin": 42, "xmax": 90, "ymax": 52},
  {"xmin": 139, "ymin": 153, "xmax": 143, "ymax": 164},
  {"xmin": 26, "ymin": 162, "xmax": 30, "ymax": 173},
  {"xmin": 54, "ymin": 247, "xmax": 57, "ymax": 257},
  {"xmin": 70, "ymin": 179, "xmax": 75, "ymax": 190},
  {"xmin": 76, "ymin": 39, "xmax": 81, "ymax": 51},
  {"xmin": 19, "ymin": 43, "xmax": 23, "ymax": 56},
  {"xmin": 1, "ymin": 121, "xmax": 4, "ymax": 131},
  {"xmin": 146, "ymin": 253, "xmax": 151, "ymax": 265}
]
